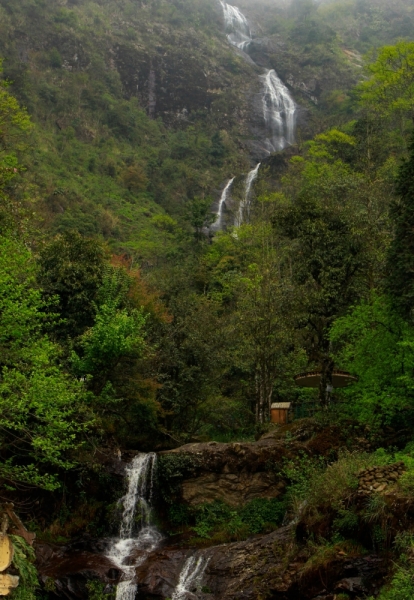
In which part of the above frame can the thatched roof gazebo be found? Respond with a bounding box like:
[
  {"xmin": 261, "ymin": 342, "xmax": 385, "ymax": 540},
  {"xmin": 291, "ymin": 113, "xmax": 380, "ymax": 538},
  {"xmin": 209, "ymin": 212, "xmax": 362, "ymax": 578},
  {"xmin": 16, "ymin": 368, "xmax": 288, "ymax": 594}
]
[{"xmin": 294, "ymin": 369, "xmax": 358, "ymax": 389}]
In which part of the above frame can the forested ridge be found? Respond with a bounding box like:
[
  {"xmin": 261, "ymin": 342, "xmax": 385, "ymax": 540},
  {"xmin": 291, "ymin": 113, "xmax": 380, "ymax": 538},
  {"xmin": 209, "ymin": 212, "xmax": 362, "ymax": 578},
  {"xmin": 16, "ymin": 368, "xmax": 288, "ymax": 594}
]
[{"xmin": 2, "ymin": 0, "xmax": 414, "ymax": 598}]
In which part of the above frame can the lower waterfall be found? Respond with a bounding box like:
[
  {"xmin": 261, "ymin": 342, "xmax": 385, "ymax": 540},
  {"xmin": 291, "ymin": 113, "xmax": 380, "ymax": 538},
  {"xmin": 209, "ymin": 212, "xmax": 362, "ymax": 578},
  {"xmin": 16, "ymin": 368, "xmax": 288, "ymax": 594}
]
[
  {"xmin": 107, "ymin": 453, "xmax": 162, "ymax": 600},
  {"xmin": 172, "ymin": 555, "xmax": 210, "ymax": 600},
  {"xmin": 236, "ymin": 163, "xmax": 261, "ymax": 226},
  {"xmin": 211, "ymin": 177, "xmax": 235, "ymax": 232}
]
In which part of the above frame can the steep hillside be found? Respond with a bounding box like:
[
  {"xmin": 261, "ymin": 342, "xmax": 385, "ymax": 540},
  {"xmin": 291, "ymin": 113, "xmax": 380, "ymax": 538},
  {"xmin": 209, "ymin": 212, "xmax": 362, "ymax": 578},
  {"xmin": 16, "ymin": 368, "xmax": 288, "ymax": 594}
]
[
  {"xmin": 0, "ymin": 0, "xmax": 256, "ymax": 259},
  {"xmin": 1, "ymin": 0, "xmax": 411, "ymax": 263}
]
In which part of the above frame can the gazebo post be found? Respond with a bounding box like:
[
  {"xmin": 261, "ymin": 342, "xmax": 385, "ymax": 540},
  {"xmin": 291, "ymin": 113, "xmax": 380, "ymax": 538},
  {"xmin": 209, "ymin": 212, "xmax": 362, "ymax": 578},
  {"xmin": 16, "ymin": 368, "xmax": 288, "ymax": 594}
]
[{"xmin": 294, "ymin": 368, "xmax": 357, "ymax": 413}]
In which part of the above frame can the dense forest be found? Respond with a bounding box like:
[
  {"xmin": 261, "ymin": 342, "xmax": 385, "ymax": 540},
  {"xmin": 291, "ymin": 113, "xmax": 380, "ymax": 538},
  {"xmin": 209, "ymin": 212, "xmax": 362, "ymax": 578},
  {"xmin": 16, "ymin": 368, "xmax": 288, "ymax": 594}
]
[{"xmin": 2, "ymin": 0, "xmax": 414, "ymax": 598}]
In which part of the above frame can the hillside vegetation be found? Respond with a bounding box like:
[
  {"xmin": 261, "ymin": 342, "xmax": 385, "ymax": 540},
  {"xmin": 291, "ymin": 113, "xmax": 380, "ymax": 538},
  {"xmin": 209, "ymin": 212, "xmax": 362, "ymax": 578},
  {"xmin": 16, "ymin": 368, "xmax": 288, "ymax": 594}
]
[{"xmin": 2, "ymin": 0, "xmax": 414, "ymax": 598}]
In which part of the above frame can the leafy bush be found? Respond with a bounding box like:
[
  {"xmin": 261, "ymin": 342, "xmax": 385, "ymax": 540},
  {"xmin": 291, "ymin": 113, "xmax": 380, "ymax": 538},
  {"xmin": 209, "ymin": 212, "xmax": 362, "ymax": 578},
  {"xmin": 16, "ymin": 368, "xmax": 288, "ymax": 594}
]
[
  {"xmin": 10, "ymin": 535, "xmax": 38, "ymax": 600},
  {"xmin": 190, "ymin": 498, "xmax": 286, "ymax": 542},
  {"xmin": 374, "ymin": 567, "xmax": 414, "ymax": 600}
]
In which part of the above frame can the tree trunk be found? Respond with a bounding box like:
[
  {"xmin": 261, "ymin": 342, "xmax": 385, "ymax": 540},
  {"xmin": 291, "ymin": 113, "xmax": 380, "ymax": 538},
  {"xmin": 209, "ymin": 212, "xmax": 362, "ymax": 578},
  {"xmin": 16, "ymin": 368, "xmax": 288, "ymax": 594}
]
[
  {"xmin": 318, "ymin": 357, "xmax": 334, "ymax": 408},
  {"xmin": 255, "ymin": 365, "xmax": 274, "ymax": 424}
]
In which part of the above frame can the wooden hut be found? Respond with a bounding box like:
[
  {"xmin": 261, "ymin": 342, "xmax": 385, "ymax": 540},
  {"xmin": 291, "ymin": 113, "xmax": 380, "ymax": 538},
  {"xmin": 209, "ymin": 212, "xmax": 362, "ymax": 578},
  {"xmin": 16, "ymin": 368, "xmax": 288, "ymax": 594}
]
[{"xmin": 270, "ymin": 402, "xmax": 292, "ymax": 424}]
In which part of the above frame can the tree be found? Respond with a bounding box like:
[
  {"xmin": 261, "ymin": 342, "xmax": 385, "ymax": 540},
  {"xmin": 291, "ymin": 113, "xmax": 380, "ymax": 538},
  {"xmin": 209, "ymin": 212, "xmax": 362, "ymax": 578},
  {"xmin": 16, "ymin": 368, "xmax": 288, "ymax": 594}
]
[
  {"xmin": 38, "ymin": 231, "xmax": 107, "ymax": 339},
  {"xmin": 358, "ymin": 42, "xmax": 414, "ymax": 119},
  {"xmin": 386, "ymin": 136, "xmax": 414, "ymax": 318},
  {"xmin": 0, "ymin": 236, "xmax": 88, "ymax": 490},
  {"xmin": 234, "ymin": 250, "xmax": 297, "ymax": 423},
  {"xmin": 186, "ymin": 197, "xmax": 216, "ymax": 241},
  {"xmin": 274, "ymin": 135, "xmax": 366, "ymax": 406},
  {"xmin": 0, "ymin": 60, "xmax": 32, "ymax": 234},
  {"xmin": 72, "ymin": 266, "xmax": 147, "ymax": 392},
  {"xmin": 330, "ymin": 294, "xmax": 414, "ymax": 428}
]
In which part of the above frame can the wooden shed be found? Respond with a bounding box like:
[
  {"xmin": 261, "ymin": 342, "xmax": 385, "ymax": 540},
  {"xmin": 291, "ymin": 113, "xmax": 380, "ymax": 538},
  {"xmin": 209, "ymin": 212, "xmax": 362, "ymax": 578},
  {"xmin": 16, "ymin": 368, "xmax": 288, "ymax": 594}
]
[{"xmin": 270, "ymin": 402, "xmax": 292, "ymax": 424}]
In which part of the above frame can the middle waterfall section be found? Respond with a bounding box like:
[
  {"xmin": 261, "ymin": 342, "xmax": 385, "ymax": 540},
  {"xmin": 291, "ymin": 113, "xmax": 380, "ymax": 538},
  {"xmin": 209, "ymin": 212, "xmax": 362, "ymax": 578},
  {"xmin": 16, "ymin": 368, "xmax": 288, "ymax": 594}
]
[{"xmin": 107, "ymin": 453, "xmax": 162, "ymax": 600}]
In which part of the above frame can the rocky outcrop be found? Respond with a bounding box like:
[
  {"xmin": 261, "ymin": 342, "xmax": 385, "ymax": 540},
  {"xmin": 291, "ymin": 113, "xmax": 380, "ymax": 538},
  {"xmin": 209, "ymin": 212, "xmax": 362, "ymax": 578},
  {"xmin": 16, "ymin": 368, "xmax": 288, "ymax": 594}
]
[
  {"xmin": 136, "ymin": 526, "xmax": 386, "ymax": 599},
  {"xmin": 36, "ymin": 540, "xmax": 119, "ymax": 598},
  {"xmin": 159, "ymin": 421, "xmax": 346, "ymax": 507},
  {"xmin": 160, "ymin": 440, "xmax": 297, "ymax": 507}
]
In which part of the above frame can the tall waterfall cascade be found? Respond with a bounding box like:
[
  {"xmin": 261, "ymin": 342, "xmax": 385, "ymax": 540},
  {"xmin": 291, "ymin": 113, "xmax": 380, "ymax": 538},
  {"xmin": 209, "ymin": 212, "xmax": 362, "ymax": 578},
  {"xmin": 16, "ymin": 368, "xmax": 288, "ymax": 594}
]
[
  {"xmin": 219, "ymin": 2, "xmax": 296, "ymax": 153},
  {"xmin": 172, "ymin": 555, "xmax": 210, "ymax": 600},
  {"xmin": 107, "ymin": 453, "xmax": 162, "ymax": 600},
  {"xmin": 211, "ymin": 177, "xmax": 235, "ymax": 232},
  {"xmin": 213, "ymin": 3, "xmax": 296, "ymax": 230}
]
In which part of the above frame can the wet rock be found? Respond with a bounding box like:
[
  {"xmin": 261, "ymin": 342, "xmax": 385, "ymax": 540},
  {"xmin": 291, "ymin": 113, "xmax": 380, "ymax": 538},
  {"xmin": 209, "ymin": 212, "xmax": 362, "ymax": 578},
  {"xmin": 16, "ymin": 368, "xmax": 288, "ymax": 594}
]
[
  {"xmin": 137, "ymin": 526, "xmax": 298, "ymax": 599},
  {"xmin": 181, "ymin": 471, "xmax": 286, "ymax": 506},
  {"xmin": 36, "ymin": 542, "xmax": 119, "ymax": 599},
  {"xmin": 136, "ymin": 529, "xmax": 387, "ymax": 599}
]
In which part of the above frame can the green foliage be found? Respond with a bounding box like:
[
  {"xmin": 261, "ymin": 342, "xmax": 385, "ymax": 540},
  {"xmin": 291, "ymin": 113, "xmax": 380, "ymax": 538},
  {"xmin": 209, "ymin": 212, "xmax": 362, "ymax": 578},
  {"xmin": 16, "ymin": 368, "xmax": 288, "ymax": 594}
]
[
  {"xmin": 374, "ymin": 567, "xmax": 414, "ymax": 600},
  {"xmin": 190, "ymin": 498, "xmax": 286, "ymax": 542},
  {"xmin": 330, "ymin": 294, "xmax": 414, "ymax": 426},
  {"xmin": 0, "ymin": 235, "xmax": 90, "ymax": 489},
  {"xmin": 282, "ymin": 452, "xmax": 326, "ymax": 503},
  {"xmin": 332, "ymin": 507, "xmax": 359, "ymax": 536},
  {"xmin": 86, "ymin": 580, "xmax": 114, "ymax": 600},
  {"xmin": 158, "ymin": 454, "xmax": 202, "ymax": 502},
  {"xmin": 358, "ymin": 42, "xmax": 414, "ymax": 119},
  {"xmin": 38, "ymin": 231, "xmax": 107, "ymax": 338},
  {"xmin": 72, "ymin": 288, "xmax": 147, "ymax": 380},
  {"xmin": 10, "ymin": 535, "xmax": 38, "ymax": 600},
  {"xmin": 387, "ymin": 135, "xmax": 414, "ymax": 317}
]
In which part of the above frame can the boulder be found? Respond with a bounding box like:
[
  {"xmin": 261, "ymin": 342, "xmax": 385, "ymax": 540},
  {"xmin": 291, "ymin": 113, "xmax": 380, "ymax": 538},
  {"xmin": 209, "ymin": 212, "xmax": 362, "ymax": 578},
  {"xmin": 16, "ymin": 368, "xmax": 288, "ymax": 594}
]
[{"xmin": 159, "ymin": 438, "xmax": 303, "ymax": 508}]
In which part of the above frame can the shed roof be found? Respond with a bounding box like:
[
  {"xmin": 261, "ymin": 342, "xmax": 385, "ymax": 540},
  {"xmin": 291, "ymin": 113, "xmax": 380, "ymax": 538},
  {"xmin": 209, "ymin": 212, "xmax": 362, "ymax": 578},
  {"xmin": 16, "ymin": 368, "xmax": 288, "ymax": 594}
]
[{"xmin": 271, "ymin": 402, "xmax": 291, "ymax": 409}]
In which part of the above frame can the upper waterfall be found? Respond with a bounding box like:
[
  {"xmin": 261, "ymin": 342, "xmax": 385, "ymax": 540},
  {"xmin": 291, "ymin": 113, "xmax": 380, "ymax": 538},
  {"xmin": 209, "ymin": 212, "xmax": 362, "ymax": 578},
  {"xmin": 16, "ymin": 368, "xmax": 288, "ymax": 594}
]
[
  {"xmin": 220, "ymin": 1, "xmax": 252, "ymax": 51},
  {"xmin": 261, "ymin": 69, "xmax": 296, "ymax": 152},
  {"xmin": 219, "ymin": 3, "xmax": 296, "ymax": 156},
  {"xmin": 214, "ymin": 3, "xmax": 297, "ymax": 228}
]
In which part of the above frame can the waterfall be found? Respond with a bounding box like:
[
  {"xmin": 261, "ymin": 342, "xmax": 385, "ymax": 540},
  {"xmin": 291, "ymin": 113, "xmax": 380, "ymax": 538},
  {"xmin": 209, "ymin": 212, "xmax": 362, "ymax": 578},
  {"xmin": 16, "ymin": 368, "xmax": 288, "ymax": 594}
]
[
  {"xmin": 172, "ymin": 555, "xmax": 210, "ymax": 600},
  {"xmin": 107, "ymin": 453, "xmax": 162, "ymax": 600},
  {"xmin": 236, "ymin": 163, "xmax": 261, "ymax": 226},
  {"xmin": 261, "ymin": 69, "xmax": 296, "ymax": 152},
  {"xmin": 220, "ymin": 1, "xmax": 252, "ymax": 50},
  {"xmin": 211, "ymin": 177, "xmax": 235, "ymax": 232},
  {"xmin": 219, "ymin": 4, "xmax": 296, "ymax": 155}
]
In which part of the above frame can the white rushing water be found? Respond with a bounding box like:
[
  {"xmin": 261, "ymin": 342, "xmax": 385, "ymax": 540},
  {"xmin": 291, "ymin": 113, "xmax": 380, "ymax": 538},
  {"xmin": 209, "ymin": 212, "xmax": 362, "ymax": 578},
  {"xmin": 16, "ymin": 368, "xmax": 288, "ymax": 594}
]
[
  {"xmin": 107, "ymin": 453, "xmax": 162, "ymax": 600},
  {"xmin": 211, "ymin": 177, "xmax": 235, "ymax": 232},
  {"xmin": 236, "ymin": 163, "xmax": 261, "ymax": 226},
  {"xmin": 220, "ymin": 1, "xmax": 252, "ymax": 51},
  {"xmin": 172, "ymin": 555, "xmax": 210, "ymax": 600},
  {"xmin": 218, "ymin": 3, "xmax": 296, "ymax": 227},
  {"xmin": 261, "ymin": 69, "xmax": 296, "ymax": 152}
]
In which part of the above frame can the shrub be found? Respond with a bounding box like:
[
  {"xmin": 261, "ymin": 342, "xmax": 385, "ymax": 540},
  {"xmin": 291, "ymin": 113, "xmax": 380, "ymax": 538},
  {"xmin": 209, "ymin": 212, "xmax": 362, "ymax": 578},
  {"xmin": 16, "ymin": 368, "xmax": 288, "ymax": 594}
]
[
  {"xmin": 189, "ymin": 498, "xmax": 286, "ymax": 543},
  {"xmin": 307, "ymin": 451, "xmax": 373, "ymax": 511},
  {"xmin": 375, "ymin": 567, "xmax": 414, "ymax": 600}
]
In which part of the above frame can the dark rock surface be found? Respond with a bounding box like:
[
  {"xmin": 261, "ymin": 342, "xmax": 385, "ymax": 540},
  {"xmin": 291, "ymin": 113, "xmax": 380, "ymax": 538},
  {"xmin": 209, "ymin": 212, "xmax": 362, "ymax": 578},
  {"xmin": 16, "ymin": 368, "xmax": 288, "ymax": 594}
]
[
  {"xmin": 136, "ymin": 527, "xmax": 386, "ymax": 599},
  {"xmin": 160, "ymin": 420, "xmax": 345, "ymax": 507},
  {"xmin": 36, "ymin": 540, "xmax": 120, "ymax": 599}
]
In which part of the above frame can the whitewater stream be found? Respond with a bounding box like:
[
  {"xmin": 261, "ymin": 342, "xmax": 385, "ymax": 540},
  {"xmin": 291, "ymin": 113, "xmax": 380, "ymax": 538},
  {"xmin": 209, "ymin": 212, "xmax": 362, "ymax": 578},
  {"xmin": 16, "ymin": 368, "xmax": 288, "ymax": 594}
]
[
  {"xmin": 213, "ymin": 2, "xmax": 296, "ymax": 230},
  {"xmin": 107, "ymin": 453, "xmax": 162, "ymax": 600},
  {"xmin": 211, "ymin": 177, "xmax": 235, "ymax": 231},
  {"xmin": 171, "ymin": 554, "xmax": 210, "ymax": 600}
]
